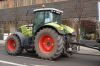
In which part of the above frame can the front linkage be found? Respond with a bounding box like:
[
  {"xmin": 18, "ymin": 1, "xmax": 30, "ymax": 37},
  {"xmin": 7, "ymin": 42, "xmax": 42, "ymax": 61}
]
[{"xmin": 63, "ymin": 34, "xmax": 78, "ymax": 57}]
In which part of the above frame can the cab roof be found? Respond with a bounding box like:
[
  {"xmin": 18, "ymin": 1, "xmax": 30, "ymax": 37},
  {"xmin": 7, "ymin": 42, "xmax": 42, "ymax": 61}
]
[{"xmin": 33, "ymin": 8, "xmax": 63, "ymax": 14}]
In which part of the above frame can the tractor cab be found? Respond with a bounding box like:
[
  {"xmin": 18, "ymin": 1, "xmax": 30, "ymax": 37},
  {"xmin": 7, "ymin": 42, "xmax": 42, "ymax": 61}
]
[
  {"xmin": 33, "ymin": 8, "xmax": 63, "ymax": 33},
  {"xmin": 33, "ymin": 8, "xmax": 63, "ymax": 30},
  {"xmin": 33, "ymin": 8, "xmax": 63, "ymax": 24}
]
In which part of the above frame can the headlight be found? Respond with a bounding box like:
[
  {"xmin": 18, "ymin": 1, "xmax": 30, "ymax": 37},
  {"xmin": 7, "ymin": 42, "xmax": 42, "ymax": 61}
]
[
  {"xmin": 72, "ymin": 32, "xmax": 77, "ymax": 43},
  {"xmin": 72, "ymin": 32, "xmax": 77, "ymax": 36}
]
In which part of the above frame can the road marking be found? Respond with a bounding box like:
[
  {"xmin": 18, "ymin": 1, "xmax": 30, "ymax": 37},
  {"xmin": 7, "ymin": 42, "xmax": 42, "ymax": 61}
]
[{"xmin": 0, "ymin": 60, "xmax": 27, "ymax": 66}]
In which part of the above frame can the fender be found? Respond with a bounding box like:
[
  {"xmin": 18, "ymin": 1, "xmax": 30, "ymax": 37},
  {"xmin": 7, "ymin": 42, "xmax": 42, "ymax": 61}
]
[
  {"xmin": 12, "ymin": 32, "xmax": 29, "ymax": 47},
  {"xmin": 45, "ymin": 22, "xmax": 64, "ymax": 30},
  {"xmin": 35, "ymin": 22, "xmax": 75, "ymax": 35},
  {"xmin": 45, "ymin": 22, "xmax": 75, "ymax": 34},
  {"xmin": 35, "ymin": 25, "xmax": 65, "ymax": 35},
  {"xmin": 45, "ymin": 22, "xmax": 66, "ymax": 34}
]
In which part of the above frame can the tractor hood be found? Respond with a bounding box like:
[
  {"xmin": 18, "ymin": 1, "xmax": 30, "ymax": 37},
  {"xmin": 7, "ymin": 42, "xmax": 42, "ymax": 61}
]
[
  {"xmin": 61, "ymin": 24, "xmax": 75, "ymax": 33},
  {"xmin": 46, "ymin": 22, "xmax": 75, "ymax": 34}
]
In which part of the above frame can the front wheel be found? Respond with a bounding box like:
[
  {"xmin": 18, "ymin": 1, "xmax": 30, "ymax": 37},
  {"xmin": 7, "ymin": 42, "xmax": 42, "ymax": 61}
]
[
  {"xmin": 5, "ymin": 35, "xmax": 23, "ymax": 55},
  {"xmin": 34, "ymin": 28, "xmax": 64, "ymax": 60}
]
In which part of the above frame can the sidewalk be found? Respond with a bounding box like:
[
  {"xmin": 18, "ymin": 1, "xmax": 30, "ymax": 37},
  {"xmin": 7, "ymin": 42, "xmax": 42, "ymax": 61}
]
[{"xmin": 78, "ymin": 46, "xmax": 100, "ymax": 55}]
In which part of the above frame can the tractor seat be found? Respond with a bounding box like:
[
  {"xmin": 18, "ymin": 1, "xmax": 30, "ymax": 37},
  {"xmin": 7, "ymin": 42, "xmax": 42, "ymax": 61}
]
[{"xmin": 20, "ymin": 25, "xmax": 32, "ymax": 37}]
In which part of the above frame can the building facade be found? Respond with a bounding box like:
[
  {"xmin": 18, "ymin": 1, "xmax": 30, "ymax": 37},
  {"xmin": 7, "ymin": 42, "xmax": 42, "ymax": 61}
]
[
  {"xmin": 0, "ymin": 0, "xmax": 67, "ymax": 9},
  {"xmin": 0, "ymin": 0, "xmax": 99, "ymax": 40}
]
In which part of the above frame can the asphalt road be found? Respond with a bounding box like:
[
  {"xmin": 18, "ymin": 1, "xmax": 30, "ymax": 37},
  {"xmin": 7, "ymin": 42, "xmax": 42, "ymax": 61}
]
[{"xmin": 0, "ymin": 44, "xmax": 100, "ymax": 66}]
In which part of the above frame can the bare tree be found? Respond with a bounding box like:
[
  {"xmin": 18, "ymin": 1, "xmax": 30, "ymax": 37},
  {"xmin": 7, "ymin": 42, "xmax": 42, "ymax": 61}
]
[{"xmin": 75, "ymin": 0, "xmax": 84, "ymax": 40}]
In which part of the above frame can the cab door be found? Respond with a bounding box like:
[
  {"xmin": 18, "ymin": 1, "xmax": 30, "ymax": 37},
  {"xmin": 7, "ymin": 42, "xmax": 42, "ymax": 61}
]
[{"xmin": 33, "ymin": 11, "xmax": 45, "ymax": 33}]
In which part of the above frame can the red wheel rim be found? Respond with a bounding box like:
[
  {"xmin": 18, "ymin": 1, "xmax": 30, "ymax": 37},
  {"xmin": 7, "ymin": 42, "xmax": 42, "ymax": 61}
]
[
  {"xmin": 39, "ymin": 35, "xmax": 54, "ymax": 54},
  {"xmin": 7, "ymin": 39, "xmax": 16, "ymax": 51}
]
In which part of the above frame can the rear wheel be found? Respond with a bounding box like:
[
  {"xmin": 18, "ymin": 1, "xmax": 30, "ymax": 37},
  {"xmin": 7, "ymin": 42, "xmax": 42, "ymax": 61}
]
[
  {"xmin": 5, "ymin": 35, "xmax": 23, "ymax": 55},
  {"xmin": 34, "ymin": 28, "xmax": 64, "ymax": 60}
]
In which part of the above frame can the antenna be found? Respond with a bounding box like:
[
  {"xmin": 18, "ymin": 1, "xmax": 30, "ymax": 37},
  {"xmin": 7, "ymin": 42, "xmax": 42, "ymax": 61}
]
[{"xmin": 42, "ymin": 0, "xmax": 48, "ymax": 8}]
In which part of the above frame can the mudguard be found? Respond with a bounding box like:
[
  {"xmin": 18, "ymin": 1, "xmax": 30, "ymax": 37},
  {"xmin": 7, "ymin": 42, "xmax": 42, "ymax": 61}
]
[{"xmin": 45, "ymin": 22, "xmax": 75, "ymax": 34}]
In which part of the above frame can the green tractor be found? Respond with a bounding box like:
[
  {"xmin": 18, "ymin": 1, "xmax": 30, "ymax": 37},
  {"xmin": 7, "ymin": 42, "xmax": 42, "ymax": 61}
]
[{"xmin": 5, "ymin": 8, "xmax": 78, "ymax": 60}]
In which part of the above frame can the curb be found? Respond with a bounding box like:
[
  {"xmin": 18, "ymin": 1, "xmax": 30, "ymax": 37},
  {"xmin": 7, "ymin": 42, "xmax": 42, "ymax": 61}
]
[{"xmin": 77, "ymin": 46, "xmax": 100, "ymax": 55}]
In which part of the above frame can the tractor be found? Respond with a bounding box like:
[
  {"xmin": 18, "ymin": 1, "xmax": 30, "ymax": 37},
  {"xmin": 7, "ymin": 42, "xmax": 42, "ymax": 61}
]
[{"xmin": 5, "ymin": 8, "xmax": 78, "ymax": 60}]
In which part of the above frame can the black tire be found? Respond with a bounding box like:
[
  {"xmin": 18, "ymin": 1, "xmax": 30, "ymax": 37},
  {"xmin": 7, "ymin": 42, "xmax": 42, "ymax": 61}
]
[
  {"xmin": 34, "ymin": 28, "xmax": 64, "ymax": 60},
  {"xmin": 5, "ymin": 35, "xmax": 23, "ymax": 55}
]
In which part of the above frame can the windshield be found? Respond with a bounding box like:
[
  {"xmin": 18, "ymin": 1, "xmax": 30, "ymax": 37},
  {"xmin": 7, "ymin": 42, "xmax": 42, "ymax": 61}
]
[
  {"xmin": 53, "ymin": 12, "xmax": 62, "ymax": 24},
  {"xmin": 44, "ymin": 11, "xmax": 62, "ymax": 24},
  {"xmin": 34, "ymin": 11, "xmax": 62, "ymax": 25},
  {"xmin": 45, "ymin": 11, "xmax": 53, "ymax": 23}
]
